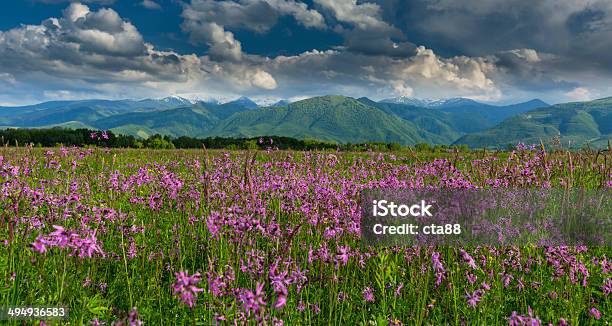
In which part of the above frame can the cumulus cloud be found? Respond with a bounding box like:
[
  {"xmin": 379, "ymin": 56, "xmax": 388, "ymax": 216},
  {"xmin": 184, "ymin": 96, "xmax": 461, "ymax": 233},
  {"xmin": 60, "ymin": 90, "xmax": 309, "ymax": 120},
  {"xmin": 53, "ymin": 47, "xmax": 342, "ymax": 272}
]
[
  {"xmin": 565, "ymin": 87, "xmax": 592, "ymax": 101},
  {"xmin": 181, "ymin": 0, "xmax": 325, "ymax": 61},
  {"xmin": 0, "ymin": 0, "xmax": 505, "ymax": 104},
  {"xmin": 251, "ymin": 70, "xmax": 278, "ymax": 89},
  {"xmin": 3, "ymin": 0, "xmax": 610, "ymax": 104},
  {"xmin": 182, "ymin": 0, "xmax": 279, "ymax": 34},
  {"xmin": 0, "ymin": 2, "xmax": 280, "ymax": 103},
  {"xmin": 264, "ymin": 45, "xmax": 501, "ymax": 100},
  {"xmin": 391, "ymin": 80, "xmax": 414, "ymax": 97},
  {"xmin": 314, "ymin": 0, "xmax": 413, "ymax": 56},
  {"xmin": 265, "ymin": 0, "xmax": 326, "ymax": 29},
  {"xmin": 314, "ymin": 0, "xmax": 387, "ymax": 30},
  {"xmin": 184, "ymin": 21, "xmax": 244, "ymax": 61},
  {"xmin": 141, "ymin": 0, "xmax": 162, "ymax": 10},
  {"xmin": 181, "ymin": 0, "xmax": 325, "ymax": 34}
]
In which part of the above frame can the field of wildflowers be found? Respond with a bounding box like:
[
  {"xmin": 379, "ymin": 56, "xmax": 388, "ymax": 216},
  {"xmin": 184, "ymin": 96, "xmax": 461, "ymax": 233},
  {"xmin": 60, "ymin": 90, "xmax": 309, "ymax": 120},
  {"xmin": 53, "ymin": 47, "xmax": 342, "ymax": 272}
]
[{"xmin": 0, "ymin": 145, "xmax": 610, "ymax": 325}]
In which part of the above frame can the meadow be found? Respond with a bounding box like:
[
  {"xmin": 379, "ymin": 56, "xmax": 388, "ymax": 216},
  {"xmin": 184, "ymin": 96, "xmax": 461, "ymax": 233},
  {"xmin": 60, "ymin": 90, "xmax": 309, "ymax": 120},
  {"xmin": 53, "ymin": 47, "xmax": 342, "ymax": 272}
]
[{"xmin": 0, "ymin": 144, "xmax": 610, "ymax": 325}]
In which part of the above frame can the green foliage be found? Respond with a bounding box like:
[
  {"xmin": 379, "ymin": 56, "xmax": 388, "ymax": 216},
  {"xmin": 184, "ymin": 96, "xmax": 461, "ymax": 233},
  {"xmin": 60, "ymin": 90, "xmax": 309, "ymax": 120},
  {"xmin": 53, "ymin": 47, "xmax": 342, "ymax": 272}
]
[
  {"xmin": 0, "ymin": 128, "xmax": 477, "ymax": 153},
  {"xmin": 144, "ymin": 135, "xmax": 176, "ymax": 149}
]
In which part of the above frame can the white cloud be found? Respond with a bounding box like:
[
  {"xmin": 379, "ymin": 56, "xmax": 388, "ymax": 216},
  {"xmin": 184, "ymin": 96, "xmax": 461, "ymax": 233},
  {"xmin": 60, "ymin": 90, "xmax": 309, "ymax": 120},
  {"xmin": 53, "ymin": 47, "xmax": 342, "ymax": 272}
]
[
  {"xmin": 314, "ymin": 0, "xmax": 386, "ymax": 30},
  {"xmin": 564, "ymin": 87, "xmax": 592, "ymax": 101},
  {"xmin": 141, "ymin": 0, "xmax": 162, "ymax": 10},
  {"xmin": 394, "ymin": 46, "xmax": 499, "ymax": 99},
  {"xmin": 264, "ymin": 0, "xmax": 325, "ymax": 29},
  {"xmin": 3, "ymin": 1, "xmax": 605, "ymax": 105},
  {"xmin": 0, "ymin": 3, "xmax": 280, "ymax": 103},
  {"xmin": 182, "ymin": 0, "xmax": 325, "ymax": 34},
  {"xmin": 186, "ymin": 21, "xmax": 244, "ymax": 61},
  {"xmin": 391, "ymin": 80, "xmax": 414, "ymax": 97},
  {"xmin": 264, "ymin": 46, "xmax": 502, "ymax": 100},
  {"xmin": 0, "ymin": 73, "xmax": 16, "ymax": 85},
  {"xmin": 502, "ymin": 49, "xmax": 541, "ymax": 63},
  {"xmin": 181, "ymin": 0, "xmax": 326, "ymax": 61},
  {"xmin": 251, "ymin": 70, "xmax": 278, "ymax": 90},
  {"xmin": 63, "ymin": 2, "xmax": 89, "ymax": 22}
]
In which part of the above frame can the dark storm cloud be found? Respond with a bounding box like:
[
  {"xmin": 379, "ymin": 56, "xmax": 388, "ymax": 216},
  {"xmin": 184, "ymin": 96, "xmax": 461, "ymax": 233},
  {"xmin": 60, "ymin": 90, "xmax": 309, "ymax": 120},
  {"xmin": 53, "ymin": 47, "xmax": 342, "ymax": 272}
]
[{"xmin": 381, "ymin": 0, "xmax": 612, "ymax": 72}]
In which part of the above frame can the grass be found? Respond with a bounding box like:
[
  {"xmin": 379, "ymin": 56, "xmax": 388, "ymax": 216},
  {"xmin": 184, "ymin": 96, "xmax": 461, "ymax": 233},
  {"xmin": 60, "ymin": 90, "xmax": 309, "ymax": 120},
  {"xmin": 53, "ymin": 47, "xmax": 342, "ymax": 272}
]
[{"xmin": 0, "ymin": 146, "xmax": 610, "ymax": 324}]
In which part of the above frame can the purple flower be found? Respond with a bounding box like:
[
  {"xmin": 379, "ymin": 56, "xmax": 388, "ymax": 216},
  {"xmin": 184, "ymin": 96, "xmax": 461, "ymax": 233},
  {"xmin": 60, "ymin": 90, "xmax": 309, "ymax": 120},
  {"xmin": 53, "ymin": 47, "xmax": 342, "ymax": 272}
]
[
  {"xmin": 394, "ymin": 283, "xmax": 403, "ymax": 297},
  {"xmin": 589, "ymin": 307, "xmax": 601, "ymax": 320},
  {"xmin": 238, "ymin": 282, "xmax": 267, "ymax": 316},
  {"xmin": 31, "ymin": 226, "xmax": 103, "ymax": 258},
  {"xmin": 128, "ymin": 307, "xmax": 142, "ymax": 326},
  {"xmin": 274, "ymin": 294, "xmax": 287, "ymax": 309},
  {"xmin": 465, "ymin": 290, "xmax": 482, "ymax": 308},
  {"xmin": 603, "ymin": 278, "xmax": 611, "ymax": 296},
  {"xmin": 432, "ymin": 252, "xmax": 446, "ymax": 287},
  {"xmin": 363, "ymin": 286, "xmax": 375, "ymax": 302},
  {"xmin": 31, "ymin": 237, "xmax": 47, "ymax": 253},
  {"xmin": 460, "ymin": 249, "xmax": 478, "ymax": 270},
  {"xmin": 296, "ymin": 301, "xmax": 306, "ymax": 312},
  {"xmin": 336, "ymin": 245, "xmax": 350, "ymax": 266},
  {"xmin": 172, "ymin": 271, "xmax": 203, "ymax": 308},
  {"xmin": 481, "ymin": 282, "xmax": 491, "ymax": 291},
  {"xmin": 508, "ymin": 307, "xmax": 541, "ymax": 326},
  {"xmin": 501, "ymin": 273, "xmax": 514, "ymax": 288},
  {"xmin": 73, "ymin": 230, "xmax": 104, "ymax": 258}
]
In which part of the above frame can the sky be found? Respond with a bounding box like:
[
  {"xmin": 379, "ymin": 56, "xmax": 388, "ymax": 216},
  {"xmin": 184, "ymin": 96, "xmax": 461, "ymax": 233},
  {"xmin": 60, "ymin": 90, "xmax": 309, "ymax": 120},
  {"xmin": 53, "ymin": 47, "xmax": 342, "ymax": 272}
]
[{"xmin": 2, "ymin": 0, "xmax": 612, "ymax": 105}]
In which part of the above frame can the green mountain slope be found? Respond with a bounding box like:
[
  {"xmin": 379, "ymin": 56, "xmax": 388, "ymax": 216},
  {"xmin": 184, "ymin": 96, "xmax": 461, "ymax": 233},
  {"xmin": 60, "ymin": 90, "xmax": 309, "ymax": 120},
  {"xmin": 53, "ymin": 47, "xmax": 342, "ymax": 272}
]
[
  {"xmin": 430, "ymin": 99, "xmax": 549, "ymax": 133},
  {"xmin": 1, "ymin": 94, "xmax": 608, "ymax": 148},
  {"xmin": 454, "ymin": 97, "xmax": 612, "ymax": 148},
  {"xmin": 379, "ymin": 97, "xmax": 549, "ymax": 133},
  {"xmin": 93, "ymin": 107, "xmax": 220, "ymax": 138},
  {"xmin": 362, "ymin": 97, "xmax": 549, "ymax": 142},
  {"xmin": 359, "ymin": 98, "xmax": 461, "ymax": 143},
  {"xmin": 209, "ymin": 95, "xmax": 432, "ymax": 145},
  {"xmin": 201, "ymin": 102, "xmax": 252, "ymax": 120},
  {"xmin": 0, "ymin": 97, "xmax": 199, "ymax": 127}
]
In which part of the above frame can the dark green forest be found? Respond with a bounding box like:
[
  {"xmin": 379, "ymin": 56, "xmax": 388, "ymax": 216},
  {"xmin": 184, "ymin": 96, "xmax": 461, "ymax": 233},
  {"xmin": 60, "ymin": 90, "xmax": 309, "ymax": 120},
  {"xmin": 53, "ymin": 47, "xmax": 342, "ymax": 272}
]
[{"xmin": 0, "ymin": 127, "xmax": 472, "ymax": 152}]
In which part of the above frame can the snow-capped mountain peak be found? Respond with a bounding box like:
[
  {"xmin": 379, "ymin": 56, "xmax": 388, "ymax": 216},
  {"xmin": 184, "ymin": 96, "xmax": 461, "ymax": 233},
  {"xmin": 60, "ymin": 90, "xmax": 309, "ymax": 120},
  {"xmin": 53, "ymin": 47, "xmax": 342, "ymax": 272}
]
[
  {"xmin": 379, "ymin": 96, "xmax": 478, "ymax": 108},
  {"xmin": 159, "ymin": 95, "xmax": 195, "ymax": 105}
]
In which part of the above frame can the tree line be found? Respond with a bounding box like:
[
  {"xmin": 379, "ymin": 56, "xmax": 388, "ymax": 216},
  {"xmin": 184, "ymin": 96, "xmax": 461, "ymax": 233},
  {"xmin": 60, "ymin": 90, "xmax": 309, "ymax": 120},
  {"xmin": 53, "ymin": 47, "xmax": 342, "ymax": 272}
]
[{"xmin": 0, "ymin": 128, "xmax": 470, "ymax": 152}]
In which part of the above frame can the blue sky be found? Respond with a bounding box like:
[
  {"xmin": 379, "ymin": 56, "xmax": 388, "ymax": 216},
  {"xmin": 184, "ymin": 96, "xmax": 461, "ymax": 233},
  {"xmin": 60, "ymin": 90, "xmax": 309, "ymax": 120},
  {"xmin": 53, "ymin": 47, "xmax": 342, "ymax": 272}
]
[{"xmin": 1, "ymin": 0, "xmax": 612, "ymax": 105}]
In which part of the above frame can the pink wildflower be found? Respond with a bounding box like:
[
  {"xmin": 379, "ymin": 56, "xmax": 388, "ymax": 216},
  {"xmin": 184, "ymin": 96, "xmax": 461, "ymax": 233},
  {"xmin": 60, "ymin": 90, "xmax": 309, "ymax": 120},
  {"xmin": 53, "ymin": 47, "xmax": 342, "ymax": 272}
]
[{"xmin": 172, "ymin": 271, "xmax": 203, "ymax": 308}]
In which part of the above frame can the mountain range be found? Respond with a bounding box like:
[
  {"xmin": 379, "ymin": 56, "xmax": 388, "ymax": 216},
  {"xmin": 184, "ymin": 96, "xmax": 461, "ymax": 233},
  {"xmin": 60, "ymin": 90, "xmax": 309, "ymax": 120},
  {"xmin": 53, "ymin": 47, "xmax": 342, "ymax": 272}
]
[
  {"xmin": 454, "ymin": 97, "xmax": 612, "ymax": 149},
  {"xmin": 0, "ymin": 94, "xmax": 610, "ymax": 148}
]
